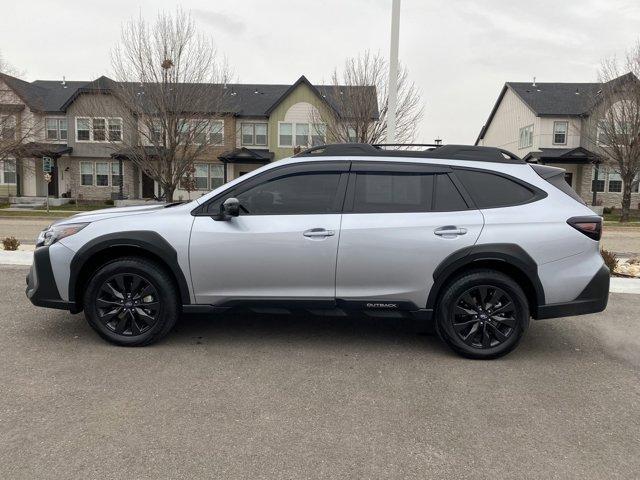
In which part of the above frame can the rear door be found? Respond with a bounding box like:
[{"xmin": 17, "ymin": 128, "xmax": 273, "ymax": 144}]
[{"xmin": 335, "ymin": 162, "xmax": 484, "ymax": 309}]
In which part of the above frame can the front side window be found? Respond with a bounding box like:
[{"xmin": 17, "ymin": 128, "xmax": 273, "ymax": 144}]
[
  {"xmin": 353, "ymin": 172, "xmax": 433, "ymax": 213},
  {"xmin": 279, "ymin": 123, "xmax": 292, "ymax": 147},
  {"xmin": 46, "ymin": 118, "xmax": 68, "ymax": 141},
  {"xmin": 608, "ymin": 170, "xmax": 622, "ymax": 193},
  {"xmin": 455, "ymin": 169, "xmax": 536, "ymax": 208},
  {"xmin": 1, "ymin": 160, "xmax": 16, "ymax": 184},
  {"xmin": 80, "ymin": 162, "xmax": 94, "ymax": 185},
  {"xmin": 295, "ymin": 123, "xmax": 309, "ymax": 147},
  {"xmin": 553, "ymin": 121, "xmax": 568, "ymax": 145},
  {"xmin": 236, "ymin": 172, "xmax": 342, "ymax": 215},
  {"xmin": 518, "ymin": 125, "xmax": 533, "ymax": 149},
  {"xmin": 95, "ymin": 162, "xmax": 109, "ymax": 186}
]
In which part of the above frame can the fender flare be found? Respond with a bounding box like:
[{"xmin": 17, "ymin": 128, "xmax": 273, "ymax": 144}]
[
  {"xmin": 426, "ymin": 243, "xmax": 545, "ymax": 312},
  {"xmin": 68, "ymin": 231, "xmax": 191, "ymax": 306}
]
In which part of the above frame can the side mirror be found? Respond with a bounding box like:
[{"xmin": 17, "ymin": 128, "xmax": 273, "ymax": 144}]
[{"xmin": 218, "ymin": 197, "xmax": 240, "ymax": 220}]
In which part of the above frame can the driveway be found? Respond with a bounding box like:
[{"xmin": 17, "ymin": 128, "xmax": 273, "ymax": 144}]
[{"xmin": 0, "ymin": 265, "xmax": 638, "ymax": 479}]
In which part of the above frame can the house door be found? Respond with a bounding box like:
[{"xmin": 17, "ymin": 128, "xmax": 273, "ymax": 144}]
[
  {"xmin": 141, "ymin": 173, "xmax": 155, "ymax": 198},
  {"xmin": 47, "ymin": 159, "xmax": 59, "ymax": 197}
]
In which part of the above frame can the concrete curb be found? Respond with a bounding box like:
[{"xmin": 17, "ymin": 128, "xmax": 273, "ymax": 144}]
[{"xmin": 1, "ymin": 250, "xmax": 639, "ymax": 294}]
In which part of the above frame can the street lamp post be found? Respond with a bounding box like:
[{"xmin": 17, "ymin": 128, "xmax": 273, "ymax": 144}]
[{"xmin": 386, "ymin": 0, "xmax": 401, "ymax": 143}]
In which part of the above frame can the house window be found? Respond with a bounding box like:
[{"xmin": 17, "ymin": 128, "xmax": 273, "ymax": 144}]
[
  {"xmin": 347, "ymin": 126, "xmax": 357, "ymax": 143},
  {"xmin": 80, "ymin": 162, "xmax": 94, "ymax": 185},
  {"xmin": 241, "ymin": 123, "xmax": 268, "ymax": 146},
  {"xmin": 45, "ymin": 118, "xmax": 68, "ymax": 141},
  {"xmin": 592, "ymin": 166, "xmax": 606, "ymax": 193},
  {"xmin": 608, "ymin": 171, "xmax": 622, "ymax": 193},
  {"xmin": 518, "ymin": 125, "xmax": 533, "ymax": 149},
  {"xmin": 1, "ymin": 160, "xmax": 16, "ymax": 184},
  {"xmin": 111, "ymin": 162, "xmax": 123, "ymax": 187},
  {"xmin": 193, "ymin": 123, "xmax": 208, "ymax": 145},
  {"xmin": 295, "ymin": 123, "xmax": 309, "ymax": 147},
  {"xmin": 210, "ymin": 164, "xmax": 224, "ymax": 189},
  {"xmin": 95, "ymin": 162, "xmax": 109, "ymax": 186},
  {"xmin": 209, "ymin": 121, "xmax": 224, "ymax": 145},
  {"xmin": 553, "ymin": 121, "xmax": 568, "ymax": 145},
  {"xmin": 0, "ymin": 115, "xmax": 16, "ymax": 141},
  {"xmin": 194, "ymin": 164, "xmax": 209, "ymax": 190},
  {"xmin": 76, "ymin": 117, "xmax": 122, "ymax": 142},
  {"xmin": 279, "ymin": 123, "xmax": 292, "ymax": 147},
  {"xmin": 150, "ymin": 119, "xmax": 163, "ymax": 144},
  {"xmin": 311, "ymin": 123, "xmax": 326, "ymax": 146}
]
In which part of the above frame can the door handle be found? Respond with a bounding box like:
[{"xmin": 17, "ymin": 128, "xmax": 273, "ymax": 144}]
[
  {"xmin": 303, "ymin": 228, "xmax": 335, "ymax": 238},
  {"xmin": 434, "ymin": 226, "xmax": 467, "ymax": 236}
]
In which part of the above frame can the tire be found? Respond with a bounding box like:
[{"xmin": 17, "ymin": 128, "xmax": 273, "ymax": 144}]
[
  {"xmin": 83, "ymin": 257, "xmax": 180, "ymax": 346},
  {"xmin": 436, "ymin": 269, "xmax": 529, "ymax": 359}
]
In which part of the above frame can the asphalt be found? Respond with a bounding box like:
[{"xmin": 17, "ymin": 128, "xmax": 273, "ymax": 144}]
[{"xmin": 1, "ymin": 266, "xmax": 639, "ymax": 479}]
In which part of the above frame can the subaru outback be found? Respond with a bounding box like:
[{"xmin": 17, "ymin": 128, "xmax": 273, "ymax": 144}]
[{"xmin": 26, "ymin": 144, "xmax": 609, "ymax": 359}]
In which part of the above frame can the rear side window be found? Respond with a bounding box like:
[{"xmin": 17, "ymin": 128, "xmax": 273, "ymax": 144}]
[
  {"xmin": 454, "ymin": 169, "xmax": 536, "ymax": 208},
  {"xmin": 433, "ymin": 174, "xmax": 468, "ymax": 211},
  {"xmin": 352, "ymin": 172, "xmax": 434, "ymax": 213},
  {"xmin": 530, "ymin": 164, "xmax": 585, "ymax": 205}
]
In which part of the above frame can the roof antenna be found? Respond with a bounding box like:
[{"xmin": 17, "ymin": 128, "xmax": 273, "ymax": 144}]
[
  {"xmin": 61, "ymin": 76, "xmax": 67, "ymax": 88},
  {"xmin": 434, "ymin": 137, "xmax": 442, "ymax": 146}
]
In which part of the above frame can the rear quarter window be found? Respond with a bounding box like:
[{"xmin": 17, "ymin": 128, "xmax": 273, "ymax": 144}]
[{"xmin": 454, "ymin": 169, "xmax": 538, "ymax": 209}]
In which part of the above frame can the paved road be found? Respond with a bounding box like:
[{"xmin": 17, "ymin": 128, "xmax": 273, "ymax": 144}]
[{"xmin": 1, "ymin": 266, "xmax": 639, "ymax": 479}]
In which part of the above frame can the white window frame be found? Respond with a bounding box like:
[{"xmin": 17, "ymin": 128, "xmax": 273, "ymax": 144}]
[
  {"xmin": 0, "ymin": 159, "xmax": 17, "ymax": 185},
  {"xmin": 552, "ymin": 121, "xmax": 568, "ymax": 145},
  {"xmin": 185, "ymin": 119, "xmax": 225, "ymax": 146},
  {"xmin": 241, "ymin": 122, "xmax": 268, "ymax": 147},
  {"xmin": 45, "ymin": 117, "xmax": 68, "ymax": 142},
  {"xmin": 278, "ymin": 122, "xmax": 326, "ymax": 148},
  {"xmin": 75, "ymin": 117, "xmax": 123, "ymax": 143},
  {"xmin": 591, "ymin": 166, "xmax": 607, "ymax": 193},
  {"xmin": 209, "ymin": 120, "xmax": 225, "ymax": 146},
  {"xmin": 181, "ymin": 163, "xmax": 225, "ymax": 191},
  {"xmin": 518, "ymin": 124, "xmax": 533, "ymax": 149},
  {"xmin": 79, "ymin": 161, "xmax": 125, "ymax": 187},
  {"xmin": 607, "ymin": 170, "xmax": 622, "ymax": 193}
]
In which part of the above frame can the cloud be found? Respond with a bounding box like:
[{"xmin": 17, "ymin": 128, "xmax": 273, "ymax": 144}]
[{"xmin": 192, "ymin": 9, "xmax": 246, "ymax": 35}]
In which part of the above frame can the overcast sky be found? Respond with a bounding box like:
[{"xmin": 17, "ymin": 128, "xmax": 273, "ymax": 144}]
[{"xmin": 1, "ymin": 0, "xmax": 639, "ymax": 144}]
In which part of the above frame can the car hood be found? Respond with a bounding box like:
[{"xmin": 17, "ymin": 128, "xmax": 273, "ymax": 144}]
[{"xmin": 53, "ymin": 204, "xmax": 169, "ymax": 226}]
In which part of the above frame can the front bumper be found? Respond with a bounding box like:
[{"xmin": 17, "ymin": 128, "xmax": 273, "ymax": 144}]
[
  {"xmin": 535, "ymin": 264, "xmax": 610, "ymax": 320},
  {"xmin": 26, "ymin": 246, "xmax": 74, "ymax": 311}
]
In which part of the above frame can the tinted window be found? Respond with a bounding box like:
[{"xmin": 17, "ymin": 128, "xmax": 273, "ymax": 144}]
[
  {"xmin": 352, "ymin": 172, "xmax": 434, "ymax": 213},
  {"xmin": 234, "ymin": 172, "xmax": 342, "ymax": 215},
  {"xmin": 434, "ymin": 174, "xmax": 468, "ymax": 211},
  {"xmin": 455, "ymin": 169, "xmax": 536, "ymax": 208}
]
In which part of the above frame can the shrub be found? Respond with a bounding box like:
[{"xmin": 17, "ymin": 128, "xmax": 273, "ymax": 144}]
[
  {"xmin": 2, "ymin": 236, "xmax": 20, "ymax": 251},
  {"xmin": 603, "ymin": 207, "xmax": 613, "ymax": 215},
  {"xmin": 67, "ymin": 199, "xmax": 76, "ymax": 205},
  {"xmin": 105, "ymin": 199, "xmax": 114, "ymax": 206},
  {"xmin": 601, "ymin": 248, "xmax": 618, "ymax": 274}
]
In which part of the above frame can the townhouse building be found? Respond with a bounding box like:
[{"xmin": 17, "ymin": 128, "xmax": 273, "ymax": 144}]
[
  {"xmin": 475, "ymin": 73, "xmax": 640, "ymax": 208},
  {"xmin": 0, "ymin": 73, "xmax": 375, "ymax": 203}
]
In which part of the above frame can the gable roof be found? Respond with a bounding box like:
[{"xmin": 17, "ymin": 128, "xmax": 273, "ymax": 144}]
[{"xmin": 476, "ymin": 73, "xmax": 639, "ymax": 145}]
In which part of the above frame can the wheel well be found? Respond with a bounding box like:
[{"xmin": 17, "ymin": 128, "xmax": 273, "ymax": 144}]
[
  {"xmin": 431, "ymin": 260, "xmax": 540, "ymax": 315},
  {"xmin": 73, "ymin": 246, "xmax": 183, "ymax": 311}
]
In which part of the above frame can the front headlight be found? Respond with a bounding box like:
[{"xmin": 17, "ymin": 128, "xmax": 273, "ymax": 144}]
[{"xmin": 36, "ymin": 223, "xmax": 89, "ymax": 247}]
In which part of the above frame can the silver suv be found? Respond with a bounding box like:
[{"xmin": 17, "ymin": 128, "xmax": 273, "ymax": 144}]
[{"xmin": 26, "ymin": 144, "xmax": 609, "ymax": 358}]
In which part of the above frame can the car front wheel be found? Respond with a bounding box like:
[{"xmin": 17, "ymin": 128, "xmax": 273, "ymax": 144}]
[
  {"xmin": 436, "ymin": 269, "xmax": 529, "ymax": 359},
  {"xmin": 83, "ymin": 257, "xmax": 179, "ymax": 346}
]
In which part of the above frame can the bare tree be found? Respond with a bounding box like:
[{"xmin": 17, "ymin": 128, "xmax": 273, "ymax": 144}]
[
  {"xmin": 588, "ymin": 41, "xmax": 640, "ymax": 222},
  {"xmin": 313, "ymin": 51, "xmax": 423, "ymax": 144},
  {"xmin": 79, "ymin": 8, "xmax": 232, "ymax": 201}
]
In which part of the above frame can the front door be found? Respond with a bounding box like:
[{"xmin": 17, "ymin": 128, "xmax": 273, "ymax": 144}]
[
  {"xmin": 141, "ymin": 173, "xmax": 155, "ymax": 198},
  {"xmin": 189, "ymin": 162, "xmax": 349, "ymax": 304},
  {"xmin": 336, "ymin": 164, "xmax": 484, "ymax": 309},
  {"xmin": 47, "ymin": 159, "xmax": 59, "ymax": 197}
]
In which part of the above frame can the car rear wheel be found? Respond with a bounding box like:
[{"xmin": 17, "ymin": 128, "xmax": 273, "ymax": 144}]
[
  {"xmin": 436, "ymin": 269, "xmax": 529, "ymax": 359},
  {"xmin": 83, "ymin": 257, "xmax": 179, "ymax": 346}
]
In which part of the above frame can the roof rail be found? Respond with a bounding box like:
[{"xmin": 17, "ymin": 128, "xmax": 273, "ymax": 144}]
[{"xmin": 295, "ymin": 143, "xmax": 524, "ymax": 164}]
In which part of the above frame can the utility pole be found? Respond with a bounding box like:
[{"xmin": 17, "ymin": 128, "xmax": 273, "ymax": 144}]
[{"xmin": 386, "ymin": 0, "xmax": 401, "ymax": 143}]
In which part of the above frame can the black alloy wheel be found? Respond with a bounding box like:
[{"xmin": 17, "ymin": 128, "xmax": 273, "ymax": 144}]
[
  {"xmin": 452, "ymin": 285, "xmax": 516, "ymax": 349},
  {"xmin": 96, "ymin": 273, "xmax": 161, "ymax": 336}
]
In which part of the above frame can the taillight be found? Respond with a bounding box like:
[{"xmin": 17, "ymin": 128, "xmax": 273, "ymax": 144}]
[{"xmin": 567, "ymin": 216, "xmax": 602, "ymax": 241}]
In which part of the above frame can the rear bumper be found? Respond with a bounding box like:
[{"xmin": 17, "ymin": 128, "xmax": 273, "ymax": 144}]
[
  {"xmin": 26, "ymin": 246, "xmax": 75, "ymax": 311},
  {"xmin": 535, "ymin": 264, "xmax": 609, "ymax": 320}
]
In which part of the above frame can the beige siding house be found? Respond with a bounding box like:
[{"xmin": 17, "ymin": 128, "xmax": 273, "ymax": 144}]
[{"xmin": 476, "ymin": 77, "xmax": 640, "ymax": 208}]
